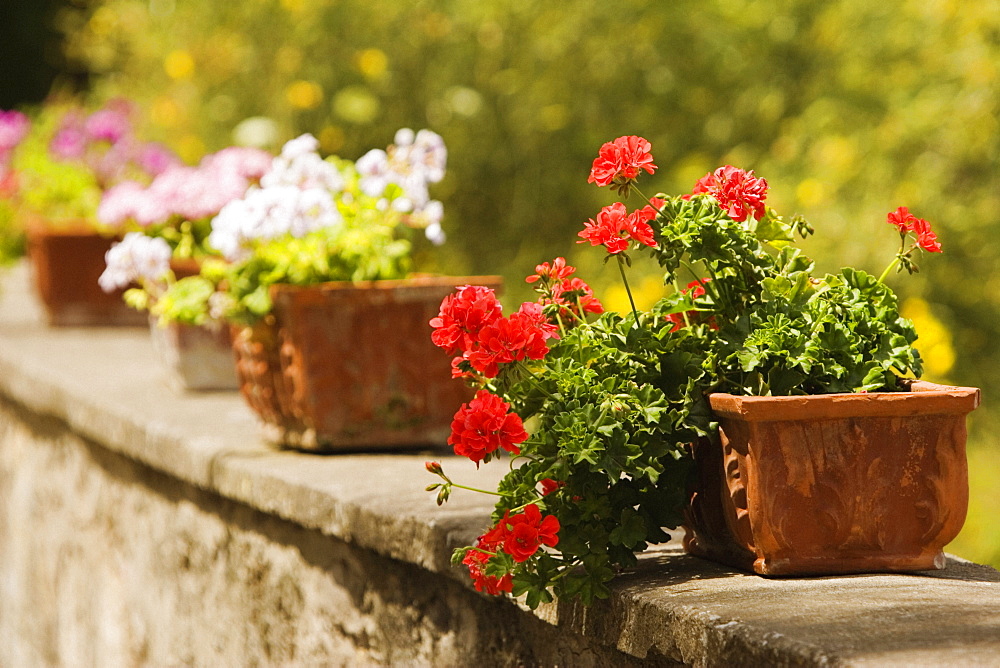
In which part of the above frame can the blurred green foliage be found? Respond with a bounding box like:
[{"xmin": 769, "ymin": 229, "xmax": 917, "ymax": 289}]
[{"xmin": 60, "ymin": 0, "xmax": 999, "ymax": 563}]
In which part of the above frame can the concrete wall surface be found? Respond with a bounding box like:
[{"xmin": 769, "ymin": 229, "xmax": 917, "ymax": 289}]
[{"xmin": 1, "ymin": 261, "xmax": 999, "ymax": 667}]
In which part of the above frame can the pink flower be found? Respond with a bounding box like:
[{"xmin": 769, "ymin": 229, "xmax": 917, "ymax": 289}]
[
  {"xmin": 588, "ymin": 135, "xmax": 657, "ymax": 187},
  {"xmin": 448, "ymin": 390, "xmax": 528, "ymax": 464},
  {"xmin": 691, "ymin": 165, "xmax": 768, "ymax": 222},
  {"xmin": 0, "ymin": 110, "xmax": 29, "ymax": 152},
  {"xmin": 503, "ymin": 504, "xmax": 560, "ymax": 562}
]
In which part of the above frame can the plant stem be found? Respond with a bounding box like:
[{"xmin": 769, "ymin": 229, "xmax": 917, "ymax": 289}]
[
  {"xmin": 617, "ymin": 254, "xmax": 639, "ymax": 322},
  {"xmin": 877, "ymin": 257, "xmax": 900, "ymax": 284},
  {"xmin": 450, "ymin": 481, "xmax": 503, "ymax": 497}
]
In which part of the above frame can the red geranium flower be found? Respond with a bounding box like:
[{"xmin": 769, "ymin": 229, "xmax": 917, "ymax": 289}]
[
  {"xmin": 468, "ymin": 303, "xmax": 558, "ymax": 378},
  {"xmin": 539, "ymin": 478, "xmax": 565, "ymax": 496},
  {"xmin": 626, "ymin": 205, "xmax": 658, "ymax": 247},
  {"xmin": 503, "ymin": 504, "xmax": 560, "ymax": 562},
  {"xmin": 887, "ymin": 206, "xmax": 915, "ymax": 234},
  {"xmin": 886, "ymin": 207, "xmax": 942, "ymax": 253},
  {"xmin": 525, "ymin": 256, "xmax": 576, "ymax": 284},
  {"xmin": 587, "ymin": 135, "xmax": 657, "ymax": 187},
  {"xmin": 448, "ymin": 390, "xmax": 529, "ymax": 464},
  {"xmin": 430, "ymin": 285, "xmax": 503, "ymax": 355},
  {"xmin": 691, "ymin": 165, "xmax": 768, "ymax": 222},
  {"xmin": 463, "ymin": 524, "xmax": 513, "ymax": 594},
  {"xmin": 578, "ymin": 202, "xmax": 657, "ymax": 255},
  {"xmin": 665, "ymin": 279, "xmax": 715, "ymax": 332},
  {"xmin": 911, "ymin": 217, "xmax": 942, "ymax": 253},
  {"xmin": 551, "ymin": 277, "xmax": 604, "ymax": 319}
]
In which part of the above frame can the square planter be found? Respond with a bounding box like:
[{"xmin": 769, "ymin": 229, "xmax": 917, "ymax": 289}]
[
  {"xmin": 683, "ymin": 380, "xmax": 980, "ymax": 576},
  {"xmin": 25, "ymin": 222, "xmax": 146, "ymax": 327},
  {"xmin": 149, "ymin": 317, "xmax": 238, "ymax": 392},
  {"xmin": 232, "ymin": 275, "xmax": 502, "ymax": 452}
]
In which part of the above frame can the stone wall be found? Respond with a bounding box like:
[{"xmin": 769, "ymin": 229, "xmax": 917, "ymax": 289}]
[{"xmin": 0, "ymin": 399, "xmax": 660, "ymax": 667}]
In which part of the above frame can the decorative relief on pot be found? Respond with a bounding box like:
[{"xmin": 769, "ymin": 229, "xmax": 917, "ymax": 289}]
[
  {"xmin": 685, "ymin": 381, "xmax": 980, "ymax": 576},
  {"xmin": 232, "ymin": 276, "xmax": 502, "ymax": 452}
]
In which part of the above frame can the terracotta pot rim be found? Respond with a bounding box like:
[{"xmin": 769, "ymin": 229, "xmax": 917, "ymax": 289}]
[
  {"xmin": 23, "ymin": 217, "xmax": 106, "ymax": 238},
  {"xmin": 708, "ymin": 379, "xmax": 981, "ymax": 421},
  {"xmin": 268, "ymin": 275, "xmax": 503, "ymax": 295}
]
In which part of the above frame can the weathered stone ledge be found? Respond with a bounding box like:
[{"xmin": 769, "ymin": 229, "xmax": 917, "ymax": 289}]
[{"xmin": 1, "ymin": 261, "xmax": 999, "ymax": 667}]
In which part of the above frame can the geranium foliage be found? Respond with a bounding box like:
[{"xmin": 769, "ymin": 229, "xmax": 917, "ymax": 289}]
[{"xmin": 428, "ymin": 136, "xmax": 938, "ymax": 608}]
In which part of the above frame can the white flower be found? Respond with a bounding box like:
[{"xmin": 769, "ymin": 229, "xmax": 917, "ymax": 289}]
[
  {"xmin": 207, "ymin": 184, "xmax": 341, "ymax": 261},
  {"xmin": 99, "ymin": 232, "xmax": 172, "ymax": 292},
  {"xmin": 356, "ymin": 148, "xmax": 391, "ymax": 198},
  {"xmin": 261, "ymin": 134, "xmax": 344, "ymax": 192},
  {"xmin": 424, "ymin": 221, "xmax": 446, "ymax": 246}
]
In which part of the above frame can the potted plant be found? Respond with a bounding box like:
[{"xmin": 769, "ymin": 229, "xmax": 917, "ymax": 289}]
[
  {"xmin": 425, "ymin": 135, "xmax": 979, "ymax": 608},
  {"xmin": 0, "ymin": 110, "xmax": 30, "ymax": 271},
  {"xmin": 97, "ymin": 144, "xmax": 273, "ymax": 391},
  {"xmin": 10, "ymin": 98, "xmax": 179, "ymax": 326},
  {"xmin": 209, "ymin": 130, "xmax": 501, "ymax": 451}
]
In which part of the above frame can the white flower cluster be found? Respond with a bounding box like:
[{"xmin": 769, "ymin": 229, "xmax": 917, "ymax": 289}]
[
  {"xmin": 260, "ymin": 134, "xmax": 344, "ymax": 191},
  {"xmin": 355, "ymin": 128, "xmax": 448, "ymax": 245},
  {"xmin": 98, "ymin": 232, "xmax": 173, "ymax": 292},
  {"xmin": 208, "ymin": 134, "xmax": 343, "ymax": 262}
]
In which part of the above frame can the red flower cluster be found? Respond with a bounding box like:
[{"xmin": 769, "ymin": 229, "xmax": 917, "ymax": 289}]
[
  {"xmin": 462, "ymin": 504, "xmax": 561, "ymax": 592},
  {"xmin": 578, "ymin": 202, "xmax": 658, "ymax": 255},
  {"xmin": 887, "ymin": 206, "xmax": 942, "ymax": 253},
  {"xmin": 462, "ymin": 524, "xmax": 512, "ymax": 595},
  {"xmin": 504, "ymin": 504, "xmax": 560, "ymax": 562},
  {"xmin": 467, "ymin": 302, "xmax": 558, "ymax": 378},
  {"xmin": 429, "ymin": 285, "xmax": 503, "ymax": 355},
  {"xmin": 587, "ymin": 135, "xmax": 657, "ymax": 187},
  {"xmin": 525, "ymin": 257, "xmax": 575, "ymax": 285},
  {"xmin": 526, "ymin": 257, "xmax": 605, "ymax": 323},
  {"xmin": 665, "ymin": 279, "xmax": 714, "ymax": 332},
  {"xmin": 551, "ymin": 277, "xmax": 604, "ymax": 319},
  {"xmin": 431, "ymin": 287, "xmax": 559, "ymax": 379},
  {"xmin": 690, "ymin": 165, "xmax": 768, "ymax": 223},
  {"xmin": 538, "ymin": 478, "xmax": 565, "ymax": 496},
  {"xmin": 448, "ymin": 389, "xmax": 528, "ymax": 464}
]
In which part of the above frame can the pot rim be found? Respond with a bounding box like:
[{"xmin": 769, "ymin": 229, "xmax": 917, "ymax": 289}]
[
  {"xmin": 708, "ymin": 380, "xmax": 981, "ymax": 421},
  {"xmin": 268, "ymin": 274, "xmax": 504, "ymax": 296}
]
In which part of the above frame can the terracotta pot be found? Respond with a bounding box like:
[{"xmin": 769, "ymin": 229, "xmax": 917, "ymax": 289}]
[
  {"xmin": 683, "ymin": 380, "xmax": 980, "ymax": 576},
  {"xmin": 25, "ymin": 222, "xmax": 146, "ymax": 327},
  {"xmin": 231, "ymin": 275, "xmax": 501, "ymax": 451},
  {"xmin": 149, "ymin": 317, "xmax": 238, "ymax": 392}
]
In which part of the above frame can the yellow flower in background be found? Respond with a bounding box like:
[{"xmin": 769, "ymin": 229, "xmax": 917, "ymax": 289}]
[
  {"xmin": 150, "ymin": 96, "xmax": 182, "ymax": 127},
  {"xmin": 87, "ymin": 7, "xmax": 117, "ymax": 37},
  {"xmin": 356, "ymin": 48, "xmax": 388, "ymax": 80},
  {"xmin": 796, "ymin": 178, "xmax": 828, "ymax": 207},
  {"xmin": 319, "ymin": 126, "xmax": 345, "ymax": 154},
  {"xmin": 602, "ymin": 274, "xmax": 664, "ymax": 314},
  {"xmin": 901, "ymin": 297, "xmax": 956, "ymax": 380},
  {"xmin": 177, "ymin": 134, "xmax": 206, "ymax": 164},
  {"xmin": 332, "ymin": 86, "xmax": 380, "ymax": 124},
  {"xmin": 285, "ymin": 80, "xmax": 324, "ymax": 110},
  {"xmin": 164, "ymin": 50, "xmax": 195, "ymax": 80}
]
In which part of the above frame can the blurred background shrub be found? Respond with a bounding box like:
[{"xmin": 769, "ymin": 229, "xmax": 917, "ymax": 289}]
[{"xmin": 3, "ymin": 0, "xmax": 998, "ymax": 565}]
